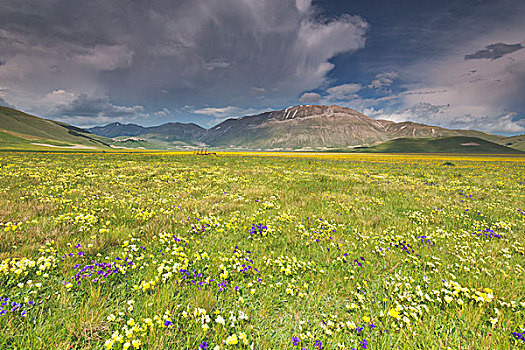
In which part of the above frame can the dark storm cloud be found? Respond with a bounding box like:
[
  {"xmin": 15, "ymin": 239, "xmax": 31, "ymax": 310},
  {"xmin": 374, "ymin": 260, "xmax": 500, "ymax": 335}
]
[
  {"xmin": 1, "ymin": 0, "xmax": 524, "ymax": 134},
  {"xmin": 0, "ymin": 0, "xmax": 368, "ymax": 122},
  {"xmin": 465, "ymin": 43, "xmax": 523, "ymax": 60},
  {"xmin": 56, "ymin": 94, "xmax": 144, "ymax": 118}
]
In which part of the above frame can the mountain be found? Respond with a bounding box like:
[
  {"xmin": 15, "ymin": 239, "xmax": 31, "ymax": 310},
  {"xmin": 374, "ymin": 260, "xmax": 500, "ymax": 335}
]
[
  {"xmin": 353, "ymin": 136, "xmax": 524, "ymax": 154},
  {"xmin": 0, "ymin": 106, "xmax": 113, "ymax": 150},
  {"xmin": 88, "ymin": 122, "xmax": 206, "ymax": 147},
  {"xmin": 89, "ymin": 105, "xmax": 510, "ymax": 150},
  {"xmin": 201, "ymin": 105, "xmax": 505, "ymax": 149},
  {"xmin": 88, "ymin": 122, "xmax": 145, "ymax": 138}
]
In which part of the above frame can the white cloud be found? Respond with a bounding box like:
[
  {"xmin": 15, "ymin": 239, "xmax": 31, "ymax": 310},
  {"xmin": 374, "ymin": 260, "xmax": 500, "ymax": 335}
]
[
  {"xmin": 295, "ymin": 0, "xmax": 312, "ymax": 13},
  {"xmin": 153, "ymin": 108, "xmax": 170, "ymax": 117},
  {"xmin": 392, "ymin": 38, "xmax": 525, "ymax": 134},
  {"xmin": 368, "ymin": 71, "xmax": 399, "ymax": 90},
  {"xmin": 325, "ymin": 83, "xmax": 362, "ymax": 100},
  {"xmin": 250, "ymin": 87, "xmax": 267, "ymax": 96},
  {"xmin": 364, "ymin": 103, "xmax": 525, "ymax": 134},
  {"xmin": 204, "ymin": 60, "xmax": 230, "ymax": 71},
  {"xmin": 357, "ymin": 22, "xmax": 525, "ymax": 135},
  {"xmin": 293, "ymin": 15, "xmax": 368, "ymax": 91},
  {"xmin": 299, "ymin": 92, "xmax": 321, "ymax": 103},
  {"xmin": 190, "ymin": 105, "xmax": 272, "ymax": 126}
]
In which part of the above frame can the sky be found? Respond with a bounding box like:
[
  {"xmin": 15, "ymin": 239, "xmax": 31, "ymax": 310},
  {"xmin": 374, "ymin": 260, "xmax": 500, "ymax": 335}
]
[{"xmin": 0, "ymin": 0, "xmax": 524, "ymax": 135}]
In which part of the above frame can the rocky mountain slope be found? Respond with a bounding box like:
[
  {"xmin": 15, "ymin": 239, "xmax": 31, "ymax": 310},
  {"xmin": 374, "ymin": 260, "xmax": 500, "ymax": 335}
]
[{"xmin": 90, "ymin": 105, "xmax": 506, "ymax": 149}]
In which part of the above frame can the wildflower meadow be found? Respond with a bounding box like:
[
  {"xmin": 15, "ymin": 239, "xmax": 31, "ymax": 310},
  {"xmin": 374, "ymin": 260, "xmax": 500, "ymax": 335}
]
[{"xmin": 0, "ymin": 151, "xmax": 524, "ymax": 349}]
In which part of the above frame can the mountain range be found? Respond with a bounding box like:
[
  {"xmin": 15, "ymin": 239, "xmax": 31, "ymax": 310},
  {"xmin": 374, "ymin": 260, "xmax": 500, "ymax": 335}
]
[
  {"xmin": 0, "ymin": 105, "xmax": 524, "ymax": 153},
  {"xmin": 89, "ymin": 104, "xmax": 523, "ymax": 151}
]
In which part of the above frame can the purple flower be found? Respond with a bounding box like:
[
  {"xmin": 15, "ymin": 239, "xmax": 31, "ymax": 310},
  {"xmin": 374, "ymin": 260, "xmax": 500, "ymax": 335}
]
[
  {"xmin": 291, "ymin": 336, "xmax": 300, "ymax": 346},
  {"xmin": 512, "ymin": 330, "xmax": 525, "ymax": 342},
  {"xmin": 199, "ymin": 341, "xmax": 209, "ymax": 349},
  {"xmin": 360, "ymin": 339, "xmax": 368, "ymax": 349}
]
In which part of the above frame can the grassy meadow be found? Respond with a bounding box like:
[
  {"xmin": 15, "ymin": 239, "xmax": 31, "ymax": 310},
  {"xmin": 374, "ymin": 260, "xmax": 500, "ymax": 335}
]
[{"xmin": 0, "ymin": 151, "xmax": 524, "ymax": 349}]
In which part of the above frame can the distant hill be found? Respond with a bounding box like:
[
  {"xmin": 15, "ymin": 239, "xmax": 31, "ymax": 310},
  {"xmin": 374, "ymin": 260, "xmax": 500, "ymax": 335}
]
[
  {"xmin": 354, "ymin": 136, "xmax": 524, "ymax": 154},
  {"xmin": 497, "ymin": 134, "xmax": 525, "ymax": 151},
  {"xmin": 89, "ymin": 122, "xmax": 206, "ymax": 142},
  {"xmin": 0, "ymin": 106, "xmax": 115, "ymax": 150}
]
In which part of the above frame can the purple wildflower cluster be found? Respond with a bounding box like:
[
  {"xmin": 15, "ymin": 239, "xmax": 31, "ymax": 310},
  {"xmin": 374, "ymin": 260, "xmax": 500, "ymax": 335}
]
[
  {"xmin": 392, "ymin": 240, "xmax": 416, "ymax": 254},
  {"xmin": 72, "ymin": 260, "xmax": 119, "ymax": 285},
  {"xmin": 61, "ymin": 243, "xmax": 86, "ymax": 260},
  {"xmin": 416, "ymin": 235, "xmax": 434, "ymax": 245},
  {"xmin": 341, "ymin": 253, "xmax": 367, "ymax": 267},
  {"xmin": 217, "ymin": 280, "xmax": 229, "ymax": 292},
  {"xmin": 249, "ymin": 223, "xmax": 267, "ymax": 235},
  {"xmin": 187, "ymin": 217, "xmax": 211, "ymax": 235},
  {"xmin": 180, "ymin": 268, "xmax": 212, "ymax": 291},
  {"xmin": 291, "ymin": 335, "xmax": 300, "ymax": 346},
  {"xmin": 473, "ymin": 228, "xmax": 501, "ymax": 239},
  {"xmin": 512, "ymin": 329, "xmax": 525, "ymax": 343},
  {"xmin": 458, "ymin": 191, "xmax": 473, "ymax": 199},
  {"xmin": 233, "ymin": 246, "xmax": 260, "ymax": 276},
  {"xmin": 0, "ymin": 297, "xmax": 33, "ymax": 317}
]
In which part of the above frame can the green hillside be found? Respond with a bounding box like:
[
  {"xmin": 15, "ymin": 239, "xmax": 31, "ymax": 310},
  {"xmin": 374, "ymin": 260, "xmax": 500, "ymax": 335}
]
[
  {"xmin": 0, "ymin": 107, "xmax": 114, "ymax": 150},
  {"xmin": 498, "ymin": 134, "xmax": 525, "ymax": 151},
  {"xmin": 356, "ymin": 136, "xmax": 524, "ymax": 154}
]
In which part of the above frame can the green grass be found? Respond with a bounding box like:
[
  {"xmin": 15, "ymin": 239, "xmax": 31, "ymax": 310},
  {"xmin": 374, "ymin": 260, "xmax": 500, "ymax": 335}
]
[
  {"xmin": 357, "ymin": 136, "xmax": 524, "ymax": 154},
  {"xmin": 0, "ymin": 107, "xmax": 113, "ymax": 149},
  {"xmin": 0, "ymin": 152, "xmax": 524, "ymax": 349},
  {"xmin": 499, "ymin": 134, "xmax": 525, "ymax": 151}
]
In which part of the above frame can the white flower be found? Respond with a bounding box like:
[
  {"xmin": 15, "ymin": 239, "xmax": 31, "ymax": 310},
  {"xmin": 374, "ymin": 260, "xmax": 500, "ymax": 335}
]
[{"xmin": 216, "ymin": 315, "xmax": 225, "ymax": 325}]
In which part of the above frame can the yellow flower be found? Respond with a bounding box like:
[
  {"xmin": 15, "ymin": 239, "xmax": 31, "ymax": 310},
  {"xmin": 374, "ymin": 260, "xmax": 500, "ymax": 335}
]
[
  {"xmin": 239, "ymin": 332, "xmax": 248, "ymax": 345},
  {"xmin": 362, "ymin": 316, "xmax": 371, "ymax": 323},
  {"xmin": 388, "ymin": 309, "xmax": 400, "ymax": 319},
  {"xmin": 104, "ymin": 339, "xmax": 114, "ymax": 349},
  {"xmin": 225, "ymin": 334, "xmax": 238, "ymax": 345}
]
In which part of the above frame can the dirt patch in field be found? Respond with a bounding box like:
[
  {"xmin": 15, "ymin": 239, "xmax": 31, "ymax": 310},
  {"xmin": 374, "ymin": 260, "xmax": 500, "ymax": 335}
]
[{"xmin": 31, "ymin": 142, "xmax": 97, "ymax": 149}]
